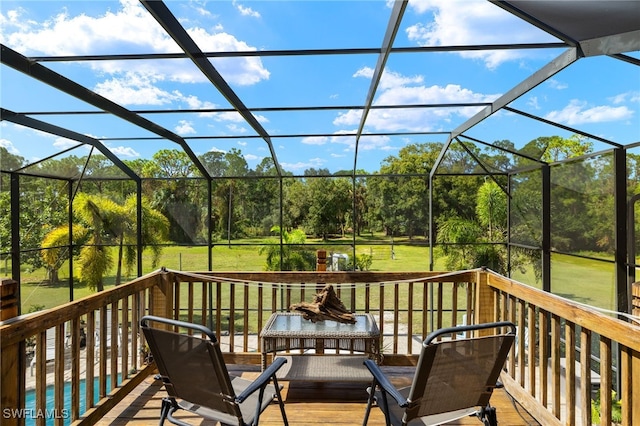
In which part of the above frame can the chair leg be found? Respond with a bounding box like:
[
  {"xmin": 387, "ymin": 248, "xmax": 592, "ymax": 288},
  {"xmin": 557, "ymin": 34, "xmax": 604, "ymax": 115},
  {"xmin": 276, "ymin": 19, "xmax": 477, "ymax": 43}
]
[
  {"xmin": 159, "ymin": 398, "xmax": 172, "ymax": 426},
  {"xmin": 362, "ymin": 385, "xmax": 376, "ymax": 426},
  {"xmin": 161, "ymin": 397, "xmax": 192, "ymax": 426},
  {"xmin": 272, "ymin": 376, "xmax": 289, "ymax": 426},
  {"xmin": 378, "ymin": 391, "xmax": 392, "ymax": 426},
  {"xmin": 477, "ymin": 404, "xmax": 497, "ymax": 426},
  {"xmin": 252, "ymin": 386, "xmax": 267, "ymax": 426}
]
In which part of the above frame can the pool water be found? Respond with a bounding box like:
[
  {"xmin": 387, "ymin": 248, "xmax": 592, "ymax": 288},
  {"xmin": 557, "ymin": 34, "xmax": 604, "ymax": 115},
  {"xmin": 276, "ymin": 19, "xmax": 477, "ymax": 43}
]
[{"xmin": 24, "ymin": 374, "xmax": 120, "ymax": 425}]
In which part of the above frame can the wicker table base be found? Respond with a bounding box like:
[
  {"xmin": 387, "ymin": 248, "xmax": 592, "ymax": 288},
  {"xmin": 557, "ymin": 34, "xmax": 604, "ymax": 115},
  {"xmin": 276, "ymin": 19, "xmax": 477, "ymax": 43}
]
[
  {"xmin": 275, "ymin": 355, "xmax": 373, "ymax": 382},
  {"xmin": 260, "ymin": 312, "xmax": 381, "ymax": 372}
]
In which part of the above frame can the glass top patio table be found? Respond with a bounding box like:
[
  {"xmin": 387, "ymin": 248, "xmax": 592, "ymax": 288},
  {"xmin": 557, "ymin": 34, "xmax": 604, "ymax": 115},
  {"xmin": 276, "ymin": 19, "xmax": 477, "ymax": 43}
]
[
  {"xmin": 263, "ymin": 312, "xmax": 378, "ymax": 335},
  {"xmin": 260, "ymin": 312, "xmax": 381, "ymax": 370}
]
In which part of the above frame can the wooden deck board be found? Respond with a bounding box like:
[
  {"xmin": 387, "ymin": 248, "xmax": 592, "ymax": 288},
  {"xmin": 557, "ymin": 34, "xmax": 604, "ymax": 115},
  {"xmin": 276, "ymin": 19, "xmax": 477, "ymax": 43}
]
[{"xmin": 96, "ymin": 366, "xmax": 540, "ymax": 426}]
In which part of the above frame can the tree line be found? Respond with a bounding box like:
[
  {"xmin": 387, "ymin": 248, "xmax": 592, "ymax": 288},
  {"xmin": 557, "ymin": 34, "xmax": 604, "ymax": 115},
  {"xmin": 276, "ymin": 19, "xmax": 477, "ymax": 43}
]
[{"xmin": 1, "ymin": 135, "xmax": 638, "ymax": 286}]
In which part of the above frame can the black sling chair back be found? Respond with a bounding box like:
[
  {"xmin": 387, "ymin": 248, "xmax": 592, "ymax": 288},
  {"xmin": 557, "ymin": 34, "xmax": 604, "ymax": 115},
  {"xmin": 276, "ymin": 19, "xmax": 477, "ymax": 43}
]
[
  {"xmin": 362, "ymin": 321, "xmax": 516, "ymax": 426},
  {"xmin": 141, "ymin": 315, "xmax": 288, "ymax": 426}
]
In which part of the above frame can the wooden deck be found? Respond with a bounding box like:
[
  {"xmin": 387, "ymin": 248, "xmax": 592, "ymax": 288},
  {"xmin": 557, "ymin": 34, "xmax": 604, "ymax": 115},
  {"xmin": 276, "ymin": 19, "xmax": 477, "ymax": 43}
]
[{"xmin": 97, "ymin": 365, "xmax": 540, "ymax": 426}]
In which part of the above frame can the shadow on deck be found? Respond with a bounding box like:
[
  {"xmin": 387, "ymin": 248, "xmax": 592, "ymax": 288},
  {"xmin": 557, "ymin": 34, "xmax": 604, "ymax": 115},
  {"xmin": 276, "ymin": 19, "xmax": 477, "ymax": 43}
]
[{"xmin": 97, "ymin": 365, "xmax": 540, "ymax": 426}]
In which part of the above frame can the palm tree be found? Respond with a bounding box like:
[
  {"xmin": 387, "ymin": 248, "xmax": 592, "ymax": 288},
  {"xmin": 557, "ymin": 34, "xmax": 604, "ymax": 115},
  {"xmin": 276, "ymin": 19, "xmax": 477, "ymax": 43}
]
[
  {"xmin": 73, "ymin": 193, "xmax": 120, "ymax": 291},
  {"xmin": 259, "ymin": 226, "xmax": 316, "ymax": 271},
  {"xmin": 117, "ymin": 195, "xmax": 169, "ymax": 284},
  {"xmin": 41, "ymin": 224, "xmax": 88, "ymax": 283},
  {"xmin": 41, "ymin": 193, "xmax": 169, "ymax": 291},
  {"xmin": 437, "ymin": 180, "xmax": 507, "ymax": 273}
]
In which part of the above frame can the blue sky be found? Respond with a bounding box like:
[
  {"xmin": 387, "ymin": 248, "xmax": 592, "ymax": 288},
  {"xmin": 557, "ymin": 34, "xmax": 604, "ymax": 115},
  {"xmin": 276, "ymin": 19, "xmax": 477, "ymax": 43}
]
[{"xmin": 1, "ymin": 0, "xmax": 638, "ymax": 175}]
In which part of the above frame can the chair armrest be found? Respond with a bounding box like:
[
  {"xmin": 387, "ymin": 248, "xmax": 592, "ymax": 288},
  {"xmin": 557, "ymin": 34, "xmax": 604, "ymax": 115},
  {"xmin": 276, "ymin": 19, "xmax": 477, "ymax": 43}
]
[
  {"xmin": 236, "ymin": 356, "xmax": 288, "ymax": 403},
  {"xmin": 363, "ymin": 359, "xmax": 408, "ymax": 407}
]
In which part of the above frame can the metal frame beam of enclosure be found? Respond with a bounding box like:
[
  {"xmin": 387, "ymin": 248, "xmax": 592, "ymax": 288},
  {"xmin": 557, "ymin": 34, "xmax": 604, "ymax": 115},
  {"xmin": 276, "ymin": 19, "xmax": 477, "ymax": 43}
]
[
  {"xmin": 140, "ymin": 0, "xmax": 283, "ymax": 177},
  {"xmin": 457, "ymin": 134, "xmax": 547, "ymax": 166},
  {"xmin": 20, "ymin": 103, "xmax": 493, "ymax": 117},
  {"xmin": 0, "ymin": 44, "xmax": 212, "ymax": 181},
  {"xmin": 430, "ymin": 48, "xmax": 579, "ymax": 180},
  {"xmin": 628, "ymin": 193, "xmax": 640, "ymax": 303},
  {"xmin": 28, "ymin": 41, "xmax": 567, "ymax": 62},
  {"xmin": 68, "ymin": 180, "xmax": 74, "ymax": 301},
  {"xmin": 0, "ymin": 108, "xmax": 140, "ymax": 182},
  {"xmin": 503, "ymin": 106, "xmax": 624, "ymax": 149},
  {"xmin": 454, "ymin": 138, "xmax": 510, "ymax": 195},
  {"xmin": 541, "ymin": 164, "xmax": 551, "ymax": 293},
  {"xmin": 614, "ymin": 148, "xmax": 629, "ymax": 314},
  {"xmin": 353, "ymin": 0, "xmax": 408, "ymax": 174},
  {"xmin": 10, "ymin": 174, "xmax": 20, "ymax": 312}
]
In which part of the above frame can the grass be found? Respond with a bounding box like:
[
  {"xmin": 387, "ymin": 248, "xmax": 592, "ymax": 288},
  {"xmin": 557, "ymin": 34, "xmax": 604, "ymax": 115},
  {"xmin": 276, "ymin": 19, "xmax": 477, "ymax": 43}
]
[
  {"xmin": 10, "ymin": 240, "xmax": 618, "ymax": 315},
  {"xmin": 510, "ymin": 252, "xmax": 617, "ymax": 311}
]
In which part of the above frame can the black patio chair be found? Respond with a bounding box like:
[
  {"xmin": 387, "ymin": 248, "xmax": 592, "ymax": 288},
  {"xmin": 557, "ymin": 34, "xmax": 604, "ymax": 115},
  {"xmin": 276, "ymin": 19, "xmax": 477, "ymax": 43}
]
[
  {"xmin": 362, "ymin": 321, "xmax": 516, "ymax": 426},
  {"xmin": 141, "ymin": 315, "xmax": 288, "ymax": 426}
]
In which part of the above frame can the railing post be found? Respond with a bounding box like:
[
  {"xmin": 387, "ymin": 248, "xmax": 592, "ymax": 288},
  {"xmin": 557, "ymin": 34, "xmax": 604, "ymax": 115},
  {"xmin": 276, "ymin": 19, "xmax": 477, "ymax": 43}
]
[
  {"xmin": 316, "ymin": 250, "xmax": 327, "ymax": 294},
  {"xmin": 474, "ymin": 268, "xmax": 496, "ymax": 336},
  {"xmin": 1, "ymin": 278, "xmax": 25, "ymax": 426},
  {"xmin": 632, "ymin": 281, "xmax": 640, "ymax": 317},
  {"xmin": 149, "ymin": 268, "xmax": 174, "ymax": 325},
  {"xmin": 316, "ymin": 249, "xmax": 327, "ymax": 272}
]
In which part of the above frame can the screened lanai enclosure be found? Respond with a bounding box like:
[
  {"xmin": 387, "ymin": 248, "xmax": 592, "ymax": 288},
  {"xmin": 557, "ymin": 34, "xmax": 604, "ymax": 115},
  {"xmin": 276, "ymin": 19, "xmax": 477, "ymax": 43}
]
[{"xmin": 1, "ymin": 0, "xmax": 639, "ymax": 318}]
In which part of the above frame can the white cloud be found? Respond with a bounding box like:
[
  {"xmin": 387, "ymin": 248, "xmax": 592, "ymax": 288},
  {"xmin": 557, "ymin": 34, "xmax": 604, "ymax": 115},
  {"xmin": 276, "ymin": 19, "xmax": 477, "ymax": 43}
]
[
  {"xmin": 208, "ymin": 111, "xmax": 268, "ymax": 127},
  {"xmin": 0, "ymin": 138, "xmax": 20, "ymax": 155},
  {"xmin": 281, "ymin": 157, "xmax": 326, "ymax": 172},
  {"xmin": 335, "ymin": 67, "xmax": 498, "ymax": 132},
  {"xmin": 237, "ymin": 141, "xmax": 247, "ymax": 146},
  {"xmin": 547, "ymin": 79, "xmax": 568, "ymax": 90},
  {"xmin": 3, "ymin": 0, "xmax": 170, "ymax": 56},
  {"xmin": 301, "ymin": 136, "xmax": 329, "ymax": 145},
  {"xmin": 327, "ymin": 133, "xmax": 394, "ymax": 152},
  {"xmin": 188, "ymin": 97, "xmax": 217, "ymax": 110},
  {"xmin": 94, "ymin": 72, "xmax": 182, "ymax": 106},
  {"xmin": 2, "ymin": 0, "xmax": 269, "ymax": 86},
  {"xmin": 244, "ymin": 153, "xmax": 262, "ymax": 161},
  {"xmin": 0, "ymin": 6, "xmax": 37, "ymax": 33},
  {"xmin": 545, "ymin": 99, "xmax": 634, "ymax": 125},
  {"xmin": 527, "ymin": 96, "xmax": 540, "ymax": 110},
  {"xmin": 192, "ymin": 4, "xmax": 212, "ymax": 18},
  {"xmin": 254, "ymin": 114, "xmax": 269, "ymax": 123},
  {"xmin": 209, "ymin": 146, "xmax": 227, "ymax": 153},
  {"xmin": 215, "ymin": 111, "xmax": 245, "ymax": 123},
  {"xmin": 109, "ymin": 145, "xmax": 140, "ymax": 157},
  {"xmin": 227, "ymin": 123, "xmax": 247, "ymax": 133},
  {"xmin": 233, "ymin": 0, "xmax": 261, "ymax": 18},
  {"xmin": 354, "ymin": 67, "xmax": 423, "ymax": 90},
  {"xmin": 610, "ymin": 91, "xmax": 640, "ymax": 104},
  {"xmin": 188, "ymin": 29, "xmax": 270, "ymax": 85},
  {"xmin": 175, "ymin": 120, "xmax": 196, "ymax": 135},
  {"xmin": 406, "ymin": 0, "xmax": 555, "ymax": 69},
  {"xmin": 333, "ymin": 110, "xmax": 363, "ymax": 127},
  {"xmin": 53, "ymin": 138, "xmax": 83, "ymax": 150},
  {"xmin": 359, "ymin": 135, "xmax": 395, "ymax": 151}
]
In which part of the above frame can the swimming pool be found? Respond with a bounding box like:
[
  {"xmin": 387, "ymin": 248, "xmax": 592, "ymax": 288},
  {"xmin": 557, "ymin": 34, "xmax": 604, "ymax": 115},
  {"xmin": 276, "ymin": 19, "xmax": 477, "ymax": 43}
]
[{"xmin": 24, "ymin": 375, "xmax": 120, "ymax": 425}]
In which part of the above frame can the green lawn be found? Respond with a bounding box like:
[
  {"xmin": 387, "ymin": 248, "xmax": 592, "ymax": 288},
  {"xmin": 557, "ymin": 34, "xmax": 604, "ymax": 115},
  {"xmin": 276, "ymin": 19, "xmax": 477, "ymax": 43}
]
[
  {"xmin": 12, "ymin": 241, "xmax": 618, "ymax": 314},
  {"xmin": 510, "ymin": 252, "xmax": 617, "ymax": 311}
]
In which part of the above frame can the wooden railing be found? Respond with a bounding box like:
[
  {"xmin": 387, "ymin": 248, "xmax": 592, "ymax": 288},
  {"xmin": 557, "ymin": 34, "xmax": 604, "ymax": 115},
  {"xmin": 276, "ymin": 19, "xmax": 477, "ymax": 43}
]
[
  {"xmin": 0, "ymin": 271, "xmax": 163, "ymax": 426},
  {"xmin": 488, "ymin": 271, "xmax": 640, "ymax": 426},
  {"xmin": 1, "ymin": 268, "xmax": 639, "ymax": 425},
  {"xmin": 0, "ymin": 268, "xmax": 477, "ymax": 425},
  {"xmin": 164, "ymin": 269, "xmax": 479, "ymax": 362}
]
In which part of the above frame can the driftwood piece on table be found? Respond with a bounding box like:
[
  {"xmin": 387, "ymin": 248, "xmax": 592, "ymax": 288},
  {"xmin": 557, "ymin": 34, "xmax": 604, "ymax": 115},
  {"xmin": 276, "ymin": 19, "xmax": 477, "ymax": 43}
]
[{"xmin": 289, "ymin": 284, "xmax": 356, "ymax": 324}]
